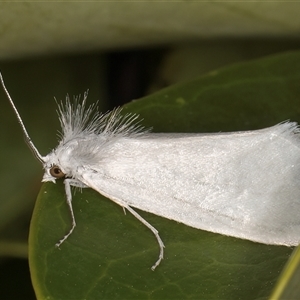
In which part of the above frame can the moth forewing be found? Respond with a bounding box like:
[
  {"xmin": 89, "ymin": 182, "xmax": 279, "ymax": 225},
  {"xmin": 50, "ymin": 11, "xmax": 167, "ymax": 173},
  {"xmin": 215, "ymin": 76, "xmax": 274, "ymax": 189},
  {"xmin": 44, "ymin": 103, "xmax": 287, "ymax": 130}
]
[{"xmin": 76, "ymin": 126, "xmax": 300, "ymax": 249}]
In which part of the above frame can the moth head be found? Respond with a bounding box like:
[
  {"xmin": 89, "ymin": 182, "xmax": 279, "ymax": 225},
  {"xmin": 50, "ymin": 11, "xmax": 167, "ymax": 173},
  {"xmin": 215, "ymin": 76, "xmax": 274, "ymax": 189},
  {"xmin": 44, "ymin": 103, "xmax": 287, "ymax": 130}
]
[
  {"xmin": 42, "ymin": 164, "xmax": 66, "ymax": 183},
  {"xmin": 41, "ymin": 151, "xmax": 67, "ymax": 183}
]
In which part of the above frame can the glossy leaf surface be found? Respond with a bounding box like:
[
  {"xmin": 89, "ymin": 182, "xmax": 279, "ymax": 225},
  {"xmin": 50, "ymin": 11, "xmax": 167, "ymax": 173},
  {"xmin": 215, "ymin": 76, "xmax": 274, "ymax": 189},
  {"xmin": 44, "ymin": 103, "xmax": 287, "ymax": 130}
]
[{"xmin": 29, "ymin": 51, "xmax": 300, "ymax": 299}]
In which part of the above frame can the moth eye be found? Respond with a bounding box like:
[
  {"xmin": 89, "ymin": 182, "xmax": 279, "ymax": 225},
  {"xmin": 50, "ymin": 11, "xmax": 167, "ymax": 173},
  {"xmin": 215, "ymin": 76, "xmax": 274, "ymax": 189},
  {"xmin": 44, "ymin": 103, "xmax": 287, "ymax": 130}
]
[{"xmin": 50, "ymin": 166, "xmax": 65, "ymax": 178}]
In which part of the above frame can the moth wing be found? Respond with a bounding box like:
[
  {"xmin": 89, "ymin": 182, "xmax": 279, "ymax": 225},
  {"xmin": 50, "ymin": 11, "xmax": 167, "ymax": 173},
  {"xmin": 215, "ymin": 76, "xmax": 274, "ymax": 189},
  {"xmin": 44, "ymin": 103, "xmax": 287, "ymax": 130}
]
[{"xmin": 79, "ymin": 124, "xmax": 300, "ymax": 246}]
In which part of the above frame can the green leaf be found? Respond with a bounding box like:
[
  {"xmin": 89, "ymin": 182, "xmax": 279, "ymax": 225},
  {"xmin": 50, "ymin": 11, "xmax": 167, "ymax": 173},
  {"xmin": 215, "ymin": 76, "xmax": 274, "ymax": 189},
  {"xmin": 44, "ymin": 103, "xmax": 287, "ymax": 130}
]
[
  {"xmin": 270, "ymin": 246, "xmax": 300, "ymax": 300},
  {"xmin": 29, "ymin": 51, "xmax": 300, "ymax": 299}
]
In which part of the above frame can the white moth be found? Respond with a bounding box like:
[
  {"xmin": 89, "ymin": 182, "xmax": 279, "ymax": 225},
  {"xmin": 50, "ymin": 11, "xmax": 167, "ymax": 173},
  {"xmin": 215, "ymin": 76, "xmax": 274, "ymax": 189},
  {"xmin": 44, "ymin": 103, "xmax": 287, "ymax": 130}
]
[{"xmin": 2, "ymin": 73, "xmax": 300, "ymax": 271}]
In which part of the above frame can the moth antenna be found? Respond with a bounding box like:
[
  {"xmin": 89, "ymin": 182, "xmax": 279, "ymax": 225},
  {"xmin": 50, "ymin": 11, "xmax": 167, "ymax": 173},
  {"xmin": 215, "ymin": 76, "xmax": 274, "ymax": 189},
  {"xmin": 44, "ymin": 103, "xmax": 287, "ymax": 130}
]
[{"xmin": 0, "ymin": 72, "xmax": 44, "ymax": 163}]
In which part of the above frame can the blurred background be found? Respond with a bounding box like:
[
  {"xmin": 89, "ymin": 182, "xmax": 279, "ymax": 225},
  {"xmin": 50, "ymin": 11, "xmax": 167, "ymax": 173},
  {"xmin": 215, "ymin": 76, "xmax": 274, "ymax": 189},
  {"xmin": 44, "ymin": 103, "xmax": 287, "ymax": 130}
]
[{"xmin": 1, "ymin": 2, "xmax": 300, "ymax": 299}]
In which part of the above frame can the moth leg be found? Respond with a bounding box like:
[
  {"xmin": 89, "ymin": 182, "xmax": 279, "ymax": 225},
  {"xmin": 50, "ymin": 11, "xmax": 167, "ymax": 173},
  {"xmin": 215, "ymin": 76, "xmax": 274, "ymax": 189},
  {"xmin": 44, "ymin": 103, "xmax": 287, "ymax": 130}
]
[
  {"xmin": 55, "ymin": 179, "xmax": 87, "ymax": 248},
  {"xmin": 125, "ymin": 205, "xmax": 165, "ymax": 271}
]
